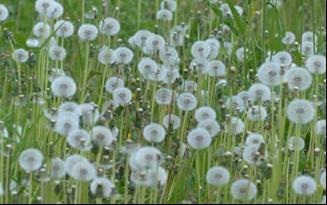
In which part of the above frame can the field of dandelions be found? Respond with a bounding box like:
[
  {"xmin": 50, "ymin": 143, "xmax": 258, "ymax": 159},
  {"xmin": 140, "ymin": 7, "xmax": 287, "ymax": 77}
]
[{"xmin": 0, "ymin": 0, "xmax": 326, "ymax": 204}]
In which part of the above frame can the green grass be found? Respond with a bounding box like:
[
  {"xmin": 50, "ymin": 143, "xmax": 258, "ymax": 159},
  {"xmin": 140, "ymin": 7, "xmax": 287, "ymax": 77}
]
[{"xmin": 0, "ymin": 0, "xmax": 326, "ymax": 204}]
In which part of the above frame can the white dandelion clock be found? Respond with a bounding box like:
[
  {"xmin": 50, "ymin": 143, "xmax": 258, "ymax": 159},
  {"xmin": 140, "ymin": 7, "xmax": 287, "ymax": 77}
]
[
  {"xmin": 113, "ymin": 47, "xmax": 134, "ymax": 64},
  {"xmin": 138, "ymin": 58, "xmax": 158, "ymax": 80},
  {"xmin": 47, "ymin": 1, "xmax": 63, "ymax": 19},
  {"xmin": 248, "ymin": 83, "xmax": 271, "ymax": 103},
  {"xmin": 12, "ymin": 48, "xmax": 29, "ymax": 63},
  {"xmin": 105, "ymin": 77, "xmax": 124, "ymax": 93},
  {"xmin": 272, "ymin": 51, "xmax": 293, "ymax": 67},
  {"xmin": 55, "ymin": 112, "xmax": 80, "ymax": 136},
  {"xmin": 257, "ymin": 62, "xmax": 282, "ymax": 86},
  {"xmin": 163, "ymin": 114, "xmax": 181, "ymax": 130},
  {"xmin": 79, "ymin": 103, "xmax": 100, "ymax": 125},
  {"xmin": 98, "ymin": 46, "xmax": 115, "ymax": 65},
  {"xmin": 220, "ymin": 3, "xmax": 231, "ymax": 17},
  {"xmin": 287, "ymin": 99, "xmax": 315, "ymax": 124},
  {"xmin": 150, "ymin": 167, "xmax": 168, "ymax": 186},
  {"xmin": 78, "ymin": 24, "xmax": 98, "ymax": 41},
  {"xmin": 320, "ymin": 171, "xmax": 326, "ymax": 190},
  {"xmin": 134, "ymin": 30, "xmax": 152, "ymax": 48},
  {"xmin": 19, "ymin": 148, "xmax": 43, "ymax": 173},
  {"xmin": 191, "ymin": 58, "xmax": 210, "ymax": 74},
  {"xmin": 282, "ymin": 31, "xmax": 296, "ymax": 45},
  {"xmin": 64, "ymin": 155, "xmax": 89, "ymax": 176},
  {"xmin": 70, "ymin": 161, "xmax": 96, "ymax": 182},
  {"xmin": 54, "ymin": 20, "xmax": 74, "ymax": 38},
  {"xmin": 49, "ymin": 46, "xmax": 67, "ymax": 61},
  {"xmin": 0, "ymin": 4, "xmax": 9, "ymax": 21},
  {"xmin": 160, "ymin": 0, "xmax": 177, "ymax": 12},
  {"xmin": 206, "ymin": 166, "xmax": 230, "ymax": 186},
  {"xmin": 205, "ymin": 38, "xmax": 220, "ymax": 59},
  {"xmin": 176, "ymin": 93, "xmax": 197, "ymax": 111},
  {"xmin": 284, "ymin": 67, "xmax": 312, "ymax": 91},
  {"xmin": 90, "ymin": 177, "xmax": 114, "ymax": 198},
  {"xmin": 99, "ymin": 17, "xmax": 120, "ymax": 36},
  {"xmin": 191, "ymin": 41, "xmax": 211, "ymax": 59},
  {"xmin": 159, "ymin": 46, "xmax": 179, "ymax": 65},
  {"xmin": 207, "ymin": 60, "xmax": 226, "ymax": 77},
  {"xmin": 243, "ymin": 145, "xmax": 267, "ymax": 165},
  {"xmin": 156, "ymin": 9, "xmax": 173, "ymax": 21},
  {"xmin": 302, "ymin": 31, "xmax": 317, "ymax": 43},
  {"xmin": 33, "ymin": 22, "xmax": 51, "ymax": 39},
  {"xmin": 316, "ymin": 120, "xmax": 326, "ymax": 136},
  {"xmin": 91, "ymin": 126, "xmax": 116, "ymax": 147},
  {"xmin": 113, "ymin": 87, "xmax": 132, "ymax": 105},
  {"xmin": 287, "ymin": 136, "xmax": 305, "ymax": 151},
  {"xmin": 231, "ymin": 179, "xmax": 257, "ymax": 201},
  {"xmin": 247, "ymin": 106, "xmax": 268, "ymax": 121},
  {"xmin": 197, "ymin": 119, "xmax": 221, "ymax": 137},
  {"xmin": 145, "ymin": 34, "xmax": 165, "ymax": 52},
  {"xmin": 187, "ymin": 128, "xmax": 212, "ymax": 150},
  {"xmin": 245, "ymin": 133, "xmax": 265, "ymax": 148},
  {"xmin": 182, "ymin": 80, "xmax": 198, "ymax": 93},
  {"xmin": 133, "ymin": 147, "xmax": 163, "ymax": 170},
  {"xmin": 292, "ymin": 175, "xmax": 317, "ymax": 196},
  {"xmin": 26, "ymin": 38, "xmax": 40, "ymax": 48},
  {"xmin": 51, "ymin": 76, "xmax": 77, "ymax": 98},
  {"xmin": 306, "ymin": 55, "xmax": 326, "ymax": 74},
  {"xmin": 225, "ymin": 96, "xmax": 245, "ymax": 112},
  {"xmin": 67, "ymin": 129, "xmax": 91, "ymax": 150},
  {"xmin": 143, "ymin": 123, "xmax": 166, "ymax": 143},
  {"xmin": 195, "ymin": 106, "xmax": 216, "ymax": 122},
  {"xmin": 301, "ymin": 41, "xmax": 315, "ymax": 57},
  {"xmin": 228, "ymin": 117, "xmax": 245, "ymax": 135},
  {"xmin": 237, "ymin": 91, "xmax": 250, "ymax": 106},
  {"xmin": 35, "ymin": 0, "xmax": 55, "ymax": 17},
  {"xmin": 155, "ymin": 88, "xmax": 173, "ymax": 105},
  {"xmin": 51, "ymin": 158, "xmax": 66, "ymax": 179}
]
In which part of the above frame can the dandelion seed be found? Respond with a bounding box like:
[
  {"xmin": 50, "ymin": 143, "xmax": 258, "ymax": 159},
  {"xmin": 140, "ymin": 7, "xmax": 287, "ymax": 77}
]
[
  {"xmin": 159, "ymin": 46, "xmax": 180, "ymax": 65},
  {"xmin": 51, "ymin": 158, "xmax": 66, "ymax": 179},
  {"xmin": 134, "ymin": 30, "xmax": 152, "ymax": 48},
  {"xmin": 113, "ymin": 47, "xmax": 134, "ymax": 64},
  {"xmin": 143, "ymin": 123, "xmax": 166, "ymax": 143},
  {"xmin": 51, "ymin": 76, "xmax": 76, "ymax": 98},
  {"xmin": 145, "ymin": 34, "xmax": 165, "ymax": 52},
  {"xmin": 247, "ymin": 106, "xmax": 268, "ymax": 122},
  {"xmin": 257, "ymin": 62, "xmax": 282, "ymax": 86},
  {"xmin": 195, "ymin": 106, "xmax": 216, "ymax": 123},
  {"xmin": 12, "ymin": 48, "xmax": 29, "ymax": 63},
  {"xmin": 306, "ymin": 54, "xmax": 326, "ymax": 74},
  {"xmin": 284, "ymin": 67, "xmax": 312, "ymax": 91},
  {"xmin": 197, "ymin": 119, "xmax": 221, "ymax": 137},
  {"xmin": 105, "ymin": 77, "xmax": 124, "ymax": 93},
  {"xmin": 292, "ymin": 175, "xmax": 317, "ymax": 196},
  {"xmin": 248, "ymin": 83, "xmax": 271, "ymax": 103},
  {"xmin": 155, "ymin": 88, "xmax": 173, "ymax": 105},
  {"xmin": 78, "ymin": 24, "xmax": 98, "ymax": 41},
  {"xmin": 26, "ymin": 38, "xmax": 40, "ymax": 48},
  {"xmin": 282, "ymin": 31, "xmax": 296, "ymax": 45},
  {"xmin": 132, "ymin": 147, "xmax": 163, "ymax": 170},
  {"xmin": 272, "ymin": 51, "xmax": 293, "ymax": 67},
  {"xmin": 35, "ymin": 0, "xmax": 55, "ymax": 17},
  {"xmin": 130, "ymin": 169, "xmax": 155, "ymax": 186},
  {"xmin": 206, "ymin": 166, "xmax": 230, "ymax": 186},
  {"xmin": 19, "ymin": 148, "xmax": 43, "ymax": 173},
  {"xmin": 301, "ymin": 41, "xmax": 315, "ymax": 57},
  {"xmin": 220, "ymin": 3, "xmax": 231, "ymax": 17},
  {"xmin": 90, "ymin": 177, "xmax": 114, "ymax": 198},
  {"xmin": 156, "ymin": 9, "xmax": 173, "ymax": 21},
  {"xmin": 287, "ymin": 99, "xmax": 315, "ymax": 124},
  {"xmin": 287, "ymin": 136, "xmax": 305, "ymax": 151},
  {"xmin": 191, "ymin": 41, "xmax": 211, "ymax": 59},
  {"xmin": 176, "ymin": 93, "xmax": 197, "ymax": 111},
  {"xmin": 302, "ymin": 31, "xmax": 317, "ymax": 43},
  {"xmin": 162, "ymin": 114, "xmax": 181, "ymax": 130},
  {"xmin": 205, "ymin": 38, "xmax": 220, "ymax": 59},
  {"xmin": 47, "ymin": 1, "xmax": 63, "ymax": 19},
  {"xmin": 138, "ymin": 58, "xmax": 158, "ymax": 80},
  {"xmin": 187, "ymin": 128, "xmax": 212, "ymax": 150},
  {"xmin": 231, "ymin": 179, "xmax": 257, "ymax": 201},
  {"xmin": 91, "ymin": 126, "xmax": 115, "ymax": 147},
  {"xmin": 70, "ymin": 161, "xmax": 96, "ymax": 182},
  {"xmin": 113, "ymin": 87, "xmax": 132, "ymax": 105},
  {"xmin": 33, "ymin": 22, "xmax": 51, "ymax": 39},
  {"xmin": 54, "ymin": 20, "xmax": 74, "ymax": 38},
  {"xmin": 99, "ymin": 17, "xmax": 120, "ymax": 36},
  {"xmin": 191, "ymin": 58, "xmax": 210, "ymax": 74},
  {"xmin": 64, "ymin": 154, "xmax": 89, "ymax": 176}
]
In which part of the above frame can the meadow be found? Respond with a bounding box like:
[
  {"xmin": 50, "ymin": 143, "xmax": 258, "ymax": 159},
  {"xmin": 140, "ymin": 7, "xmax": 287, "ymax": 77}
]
[{"xmin": 0, "ymin": 0, "xmax": 326, "ymax": 204}]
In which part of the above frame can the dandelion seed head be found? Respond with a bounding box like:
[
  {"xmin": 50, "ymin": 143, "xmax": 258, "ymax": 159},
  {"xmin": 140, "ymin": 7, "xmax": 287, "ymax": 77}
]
[
  {"xmin": 160, "ymin": 0, "xmax": 177, "ymax": 12},
  {"xmin": 55, "ymin": 111, "xmax": 80, "ymax": 136},
  {"xmin": 143, "ymin": 123, "xmax": 166, "ymax": 143},
  {"xmin": 226, "ymin": 96, "xmax": 245, "ymax": 112},
  {"xmin": 284, "ymin": 67, "xmax": 312, "ymax": 91},
  {"xmin": 282, "ymin": 31, "xmax": 296, "ymax": 45},
  {"xmin": 195, "ymin": 106, "xmax": 216, "ymax": 123},
  {"xmin": 231, "ymin": 179, "xmax": 257, "ymax": 201},
  {"xmin": 287, "ymin": 136, "xmax": 305, "ymax": 151},
  {"xmin": 70, "ymin": 161, "xmax": 96, "ymax": 182},
  {"xmin": 49, "ymin": 46, "xmax": 66, "ymax": 61},
  {"xmin": 78, "ymin": 24, "xmax": 98, "ymax": 41},
  {"xmin": 182, "ymin": 80, "xmax": 198, "ymax": 93},
  {"xmin": 191, "ymin": 58, "xmax": 210, "ymax": 74},
  {"xmin": 243, "ymin": 145, "xmax": 267, "ymax": 165},
  {"xmin": 156, "ymin": 9, "xmax": 173, "ymax": 21},
  {"xmin": 316, "ymin": 119, "xmax": 326, "ymax": 136},
  {"xmin": 248, "ymin": 83, "xmax": 271, "ymax": 103},
  {"xmin": 99, "ymin": 17, "xmax": 120, "ymax": 36},
  {"xmin": 12, "ymin": 48, "xmax": 29, "ymax": 63},
  {"xmin": 0, "ymin": 4, "xmax": 9, "ymax": 22},
  {"xmin": 272, "ymin": 51, "xmax": 293, "ymax": 67},
  {"xmin": 113, "ymin": 87, "xmax": 132, "ymax": 105},
  {"xmin": 78, "ymin": 103, "xmax": 100, "ymax": 125},
  {"xmin": 91, "ymin": 126, "xmax": 115, "ymax": 147},
  {"xmin": 191, "ymin": 41, "xmax": 211, "ymax": 59},
  {"xmin": 145, "ymin": 34, "xmax": 165, "ymax": 52},
  {"xmin": 187, "ymin": 128, "xmax": 212, "ymax": 150},
  {"xmin": 105, "ymin": 77, "xmax": 124, "ymax": 93},
  {"xmin": 228, "ymin": 117, "xmax": 245, "ymax": 135},
  {"xmin": 205, "ymin": 38, "xmax": 220, "ymax": 59},
  {"xmin": 113, "ymin": 47, "xmax": 134, "ymax": 64},
  {"xmin": 207, "ymin": 60, "xmax": 226, "ymax": 77},
  {"xmin": 51, "ymin": 158, "xmax": 66, "ymax": 179},
  {"xmin": 206, "ymin": 166, "xmax": 230, "ymax": 186},
  {"xmin": 177, "ymin": 93, "xmax": 197, "ymax": 111},
  {"xmin": 292, "ymin": 175, "xmax": 317, "ymax": 196},
  {"xmin": 64, "ymin": 154, "xmax": 89, "ymax": 176},
  {"xmin": 19, "ymin": 148, "xmax": 43, "ymax": 173},
  {"xmin": 306, "ymin": 55, "xmax": 326, "ymax": 74},
  {"xmin": 245, "ymin": 133, "xmax": 265, "ymax": 148},
  {"xmin": 287, "ymin": 99, "xmax": 315, "ymax": 124},
  {"xmin": 132, "ymin": 147, "xmax": 163, "ymax": 170},
  {"xmin": 247, "ymin": 106, "xmax": 268, "ymax": 122},
  {"xmin": 67, "ymin": 129, "xmax": 91, "ymax": 150},
  {"xmin": 155, "ymin": 88, "xmax": 173, "ymax": 105},
  {"xmin": 301, "ymin": 41, "xmax": 315, "ymax": 57},
  {"xmin": 51, "ymin": 76, "xmax": 76, "ymax": 98},
  {"xmin": 98, "ymin": 46, "xmax": 115, "ymax": 65},
  {"xmin": 257, "ymin": 62, "xmax": 282, "ymax": 86},
  {"xmin": 33, "ymin": 22, "xmax": 51, "ymax": 39},
  {"xmin": 163, "ymin": 114, "xmax": 181, "ymax": 130},
  {"xmin": 138, "ymin": 58, "xmax": 158, "ymax": 80},
  {"xmin": 54, "ymin": 20, "xmax": 74, "ymax": 38},
  {"xmin": 90, "ymin": 177, "xmax": 114, "ymax": 198}
]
